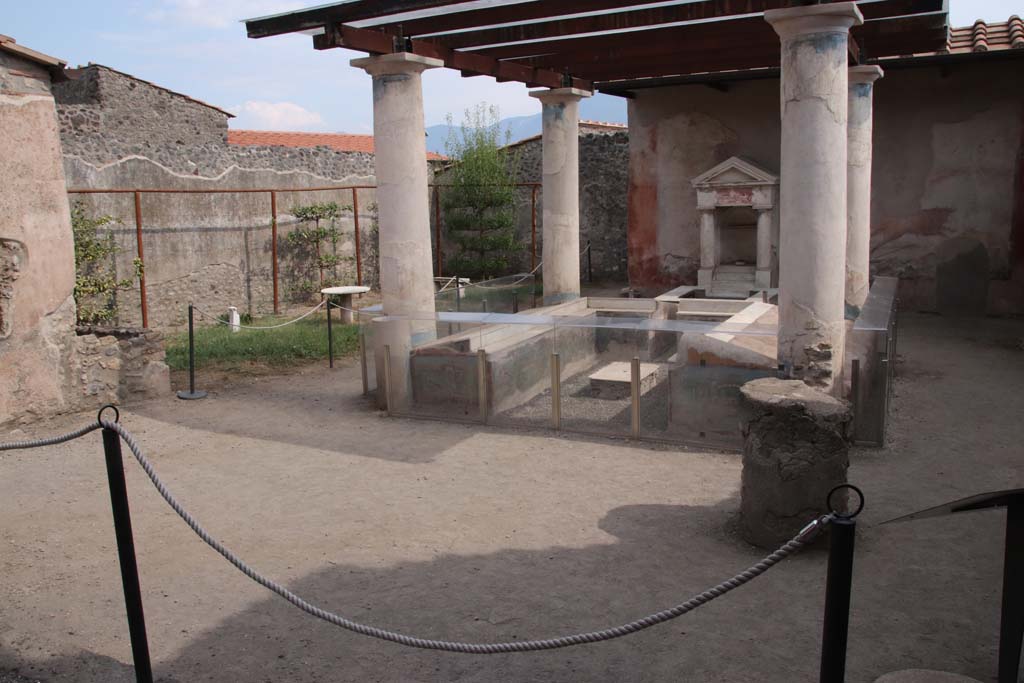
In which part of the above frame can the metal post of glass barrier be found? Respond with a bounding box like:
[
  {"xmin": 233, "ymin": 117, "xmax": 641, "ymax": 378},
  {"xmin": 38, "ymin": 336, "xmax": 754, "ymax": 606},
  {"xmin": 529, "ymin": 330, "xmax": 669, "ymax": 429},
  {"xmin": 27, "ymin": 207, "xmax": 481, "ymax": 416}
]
[
  {"xmin": 631, "ymin": 356, "xmax": 641, "ymax": 439},
  {"xmin": 477, "ymin": 349, "xmax": 488, "ymax": 424},
  {"xmin": 383, "ymin": 344, "xmax": 393, "ymax": 417},
  {"xmin": 550, "ymin": 352, "xmax": 561, "ymax": 430}
]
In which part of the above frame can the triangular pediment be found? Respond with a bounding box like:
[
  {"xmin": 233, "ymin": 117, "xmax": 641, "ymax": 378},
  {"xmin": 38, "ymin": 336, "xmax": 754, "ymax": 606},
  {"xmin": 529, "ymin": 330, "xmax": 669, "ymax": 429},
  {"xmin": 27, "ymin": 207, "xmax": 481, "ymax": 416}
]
[{"xmin": 691, "ymin": 156, "xmax": 778, "ymax": 187}]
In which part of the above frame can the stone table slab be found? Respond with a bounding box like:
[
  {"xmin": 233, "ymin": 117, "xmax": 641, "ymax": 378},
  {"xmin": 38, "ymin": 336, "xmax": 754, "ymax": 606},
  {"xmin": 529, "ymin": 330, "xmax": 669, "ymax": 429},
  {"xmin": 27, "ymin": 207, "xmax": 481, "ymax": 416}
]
[{"xmin": 589, "ymin": 361, "xmax": 660, "ymax": 400}]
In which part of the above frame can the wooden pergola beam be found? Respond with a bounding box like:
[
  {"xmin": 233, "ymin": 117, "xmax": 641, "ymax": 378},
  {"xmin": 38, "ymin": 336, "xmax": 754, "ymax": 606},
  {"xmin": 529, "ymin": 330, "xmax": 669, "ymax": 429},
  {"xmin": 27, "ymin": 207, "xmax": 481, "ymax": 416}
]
[
  {"xmin": 516, "ymin": 24, "xmax": 776, "ymax": 70},
  {"xmin": 245, "ymin": 0, "xmax": 949, "ymax": 89},
  {"xmin": 368, "ymin": 0, "xmax": 676, "ymax": 38},
  {"xmin": 429, "ymin": 1, "xmax": 797, "ymax": 49},
  {"xmin": 312, "ymin": 23, "xmax": 592, "ymax": 91},
  {"xmin": 552, "ymin": 50, "xmax": 782, "ymax": 82},
  {"xmin": 476, "ymin": 16, "xmax": 771, "ymax": 61},
  {"xmin": 372, "ymin": 0, "xmax": 945, "ymax": 41},
  {"xmin": 482, "ymin": 11, "xmax": 944, "ymax": 67},
  {"xmin": 247, "ymin": 0, "xmax": 471, "ymax": 38}
]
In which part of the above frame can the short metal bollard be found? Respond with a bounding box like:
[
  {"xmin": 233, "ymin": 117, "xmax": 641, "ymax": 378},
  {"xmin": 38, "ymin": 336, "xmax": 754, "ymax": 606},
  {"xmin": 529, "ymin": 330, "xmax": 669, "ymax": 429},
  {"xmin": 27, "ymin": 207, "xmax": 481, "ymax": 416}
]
[
  {"xmin": 100, "ymin": 406, "xmax": 154, "ymax": 683},
  {"xmin": 176, "ymin": 303, "xmax": 207, "ymax": 400},
  {"xmin": 326, "ymin": 299, "xmax": 334, "ymax": 369},
  {"xmin": 819, "ymin": 484, "xmax": 864, "ymax": 683}
]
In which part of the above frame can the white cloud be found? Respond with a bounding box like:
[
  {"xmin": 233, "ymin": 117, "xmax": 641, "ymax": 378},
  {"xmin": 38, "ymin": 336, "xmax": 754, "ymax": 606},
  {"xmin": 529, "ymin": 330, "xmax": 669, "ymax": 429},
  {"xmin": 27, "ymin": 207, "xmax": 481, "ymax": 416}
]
[{"xmin": 231, "ymin": 100, "xmax": 325, "ymax": 130}]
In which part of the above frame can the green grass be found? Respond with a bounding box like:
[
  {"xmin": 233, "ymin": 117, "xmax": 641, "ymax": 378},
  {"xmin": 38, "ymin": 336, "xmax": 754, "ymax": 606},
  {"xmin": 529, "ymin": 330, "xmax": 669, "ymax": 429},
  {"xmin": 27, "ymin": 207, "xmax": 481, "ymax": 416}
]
[{"xmin": 165, "ymin": 314, "xmax": 358, "ymax": 371}]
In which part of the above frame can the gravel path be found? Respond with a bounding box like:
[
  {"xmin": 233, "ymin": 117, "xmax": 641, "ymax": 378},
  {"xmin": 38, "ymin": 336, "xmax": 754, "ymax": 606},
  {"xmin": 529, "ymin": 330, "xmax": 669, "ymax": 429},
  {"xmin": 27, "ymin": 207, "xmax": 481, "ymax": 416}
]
[{"xmin": 1, "ymin": 313, "xmax": 1021, "ymax": 682}]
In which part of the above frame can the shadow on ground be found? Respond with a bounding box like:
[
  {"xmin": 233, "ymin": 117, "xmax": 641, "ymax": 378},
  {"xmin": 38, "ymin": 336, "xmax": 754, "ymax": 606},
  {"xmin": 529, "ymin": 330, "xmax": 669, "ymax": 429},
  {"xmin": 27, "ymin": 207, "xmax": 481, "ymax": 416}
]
[
  {"xmin": 5, "ymin": 498, "xmax": 846, "ymax": 683},
  {"xmin": 133, "ymin": 362, "xmax": 479, "ymax": 465},
  {"xmin": 135, "ymin": 360, "xmax": 729, "ymax": 466}
]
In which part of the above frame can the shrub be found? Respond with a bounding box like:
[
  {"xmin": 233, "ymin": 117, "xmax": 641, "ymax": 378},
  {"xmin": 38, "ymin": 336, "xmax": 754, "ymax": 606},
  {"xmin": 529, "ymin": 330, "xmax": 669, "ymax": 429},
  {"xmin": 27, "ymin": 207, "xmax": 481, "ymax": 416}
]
[
  {"xmin": 442, "ymin": 104, "xmax": 521, "ymax": 280},
  {"xmin": 71, "ymin": 201, "xmax": 142, "ymax": 325}
]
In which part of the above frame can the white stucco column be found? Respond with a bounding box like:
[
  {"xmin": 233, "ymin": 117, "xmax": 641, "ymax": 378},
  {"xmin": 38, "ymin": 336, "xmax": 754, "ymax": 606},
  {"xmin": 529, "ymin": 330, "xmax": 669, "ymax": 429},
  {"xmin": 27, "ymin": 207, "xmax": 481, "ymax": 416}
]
[
  {"xmin": 351, "ymin": 52, "xmax": 443, "ymax": 408},
  {"xmin": 529, "ymin": 87, "xmax": 592, "ymax": 304},
  {"xmin": 698, "ymin": 209, "xmax": 716, "ymax": 286},
  {"xmin": 755, "ymin": 208, "xmax": 773, "ymax": 288},
  {"xmin": 765, "ymin": 3, "xmax": 863, "ymax": 391},
  {"xmin": 846, "ymin": 65, "xmax": 883, "ymax": 317}
]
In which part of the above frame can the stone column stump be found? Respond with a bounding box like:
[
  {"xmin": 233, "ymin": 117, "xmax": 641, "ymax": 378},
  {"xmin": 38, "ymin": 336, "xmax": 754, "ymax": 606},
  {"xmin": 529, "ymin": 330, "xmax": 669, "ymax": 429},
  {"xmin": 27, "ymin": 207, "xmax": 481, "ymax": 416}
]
[{"xmin": 739, "ymin": 378, "xmax": 851, "ymax": 548}]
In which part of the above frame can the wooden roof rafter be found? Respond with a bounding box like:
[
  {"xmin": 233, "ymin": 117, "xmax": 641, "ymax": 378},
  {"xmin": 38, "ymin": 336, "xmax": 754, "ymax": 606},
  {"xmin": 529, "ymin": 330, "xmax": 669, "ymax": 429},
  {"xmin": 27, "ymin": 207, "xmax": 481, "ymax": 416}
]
[
  {"xmin": 244, "ymin": 0, "xmax": 951, "ymax": 95},
  {"xmin": 311, "ymin": 22, "xmax": 590, "ymax": 90}
]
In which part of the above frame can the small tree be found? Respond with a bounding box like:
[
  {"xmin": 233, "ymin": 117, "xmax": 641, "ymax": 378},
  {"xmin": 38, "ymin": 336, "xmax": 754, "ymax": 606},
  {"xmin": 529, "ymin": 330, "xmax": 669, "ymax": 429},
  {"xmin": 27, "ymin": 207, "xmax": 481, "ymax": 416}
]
[
  {"xmin": 286, "ymin": 202, "xmax": 350, "ymax": 293},
  {"xmin": 442, "ymin": 104, "xmax": 521, "ymax": 280},
  {"xmin": 71, "ymin": 201, "xmax": 142, "ymax": 325}
]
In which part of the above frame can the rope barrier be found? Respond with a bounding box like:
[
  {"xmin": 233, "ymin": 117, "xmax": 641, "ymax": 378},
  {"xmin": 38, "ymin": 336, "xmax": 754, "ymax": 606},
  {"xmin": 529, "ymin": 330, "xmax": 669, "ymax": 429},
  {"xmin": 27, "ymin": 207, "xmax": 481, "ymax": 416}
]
[
  {"xmin": 0, "ymin": 417, "xmax": 834, "ymax": 654},
  {"xmin": 0, "ymin": 422, "xmax": 102, "ymax": 451},
  {"xmin": 192, "ymin": 301, "xmax": 326, "ymax": 330},
  {"xmin": 442, "ymin": 265, "xmax": 541, "ymax": 295},
  {"xmin": 328, "ymin": 301, "xmax": 368, "ymax": 317}
]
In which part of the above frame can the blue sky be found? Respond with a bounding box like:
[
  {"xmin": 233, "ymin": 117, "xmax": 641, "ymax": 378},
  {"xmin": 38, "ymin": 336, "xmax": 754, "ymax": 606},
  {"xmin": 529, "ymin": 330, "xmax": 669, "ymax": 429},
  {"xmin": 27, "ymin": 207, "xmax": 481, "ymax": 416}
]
[{"xmin": 4, "ymin": 1, "xmax": 1020, "ymax": 133}]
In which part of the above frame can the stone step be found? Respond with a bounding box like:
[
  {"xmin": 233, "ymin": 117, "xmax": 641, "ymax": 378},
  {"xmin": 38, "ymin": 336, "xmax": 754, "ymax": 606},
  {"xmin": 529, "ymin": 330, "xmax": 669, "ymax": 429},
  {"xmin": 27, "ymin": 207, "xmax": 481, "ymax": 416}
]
[
  {"xmin": 707, "ymin": 284, "xmax": 754, "ymax": 300},
  {"xmin": 588, "ymin": 361, "xmax": 661, "ymax": 400},
  {"xmin": 714, "ymin": 267, "xmax": 756, "ymax": 282}
]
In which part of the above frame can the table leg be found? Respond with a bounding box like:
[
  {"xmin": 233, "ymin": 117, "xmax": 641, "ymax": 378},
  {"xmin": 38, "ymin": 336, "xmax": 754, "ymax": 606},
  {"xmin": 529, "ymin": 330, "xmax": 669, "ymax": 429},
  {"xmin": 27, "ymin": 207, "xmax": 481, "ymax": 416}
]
[{"xmin": 340, "ymin": 294, "xmax": 354, "ymax": 324}]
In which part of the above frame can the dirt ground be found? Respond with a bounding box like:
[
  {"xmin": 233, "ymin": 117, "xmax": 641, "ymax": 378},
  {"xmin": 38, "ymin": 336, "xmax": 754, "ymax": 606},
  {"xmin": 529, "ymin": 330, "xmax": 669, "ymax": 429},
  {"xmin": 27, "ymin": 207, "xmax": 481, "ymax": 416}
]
[{"xmin": 1, "ymin": 313, "xmax": 1022, "ymax": 683}]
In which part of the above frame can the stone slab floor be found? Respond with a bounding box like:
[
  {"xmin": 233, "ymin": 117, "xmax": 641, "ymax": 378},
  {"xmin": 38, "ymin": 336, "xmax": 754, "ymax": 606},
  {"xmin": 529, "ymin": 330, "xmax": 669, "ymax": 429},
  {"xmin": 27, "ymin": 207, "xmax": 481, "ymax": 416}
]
[{"xmin": 1, "ymin": 313, "xmax": 1021, "ymax": 683}]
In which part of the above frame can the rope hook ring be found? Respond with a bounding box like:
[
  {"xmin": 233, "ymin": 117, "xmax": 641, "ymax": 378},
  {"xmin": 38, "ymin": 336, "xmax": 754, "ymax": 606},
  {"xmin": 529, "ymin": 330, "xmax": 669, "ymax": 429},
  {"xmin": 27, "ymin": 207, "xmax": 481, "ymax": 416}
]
[
  {"xmin": 826, "ymin": 483, "xmax": 864, "ymax": 520},
  {"xmin": 97, "ymin": 404, "xmax": 120, "ymax": 425}
]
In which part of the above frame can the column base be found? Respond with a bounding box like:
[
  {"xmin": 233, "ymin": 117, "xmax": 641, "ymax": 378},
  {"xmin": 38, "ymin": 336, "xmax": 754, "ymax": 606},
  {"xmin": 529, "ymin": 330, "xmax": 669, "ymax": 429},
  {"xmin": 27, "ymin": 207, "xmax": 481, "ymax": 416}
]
[
  {"xmin": 755, "ymin": 269, "xmax": 772, "ymax": 289},
  {"xmin": 698, "ymin": 268, "xmax": 714, "ymax": 287}
]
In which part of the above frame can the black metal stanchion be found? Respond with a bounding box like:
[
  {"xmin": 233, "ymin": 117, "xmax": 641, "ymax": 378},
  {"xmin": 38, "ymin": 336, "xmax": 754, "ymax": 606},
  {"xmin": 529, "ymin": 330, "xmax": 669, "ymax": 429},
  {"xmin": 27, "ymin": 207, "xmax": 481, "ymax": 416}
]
[
  {"xmin": 884, "ymin": 488, "xmax": 1024, "ymax": 683},
  {"xmin": 326, "ymin": 298, "xmax": 334, "ymax": 369},
  {"xmin": 512, "ymin": 291, "xmax": 519, "ymax": 313},
  {"xmin": 820, "ymin": 485, "xmax": 864, "ymax": 683},
  {"xmin": 999, "ymin": 500, "xmax": 1023, "ymax": 683},
  {"xmin": 176, "ymin": 303, "xmax": 206, "ymax": 400},
  {"xmin": 100, "ymin": 407, "xmax": 154, "ymax": 683}
]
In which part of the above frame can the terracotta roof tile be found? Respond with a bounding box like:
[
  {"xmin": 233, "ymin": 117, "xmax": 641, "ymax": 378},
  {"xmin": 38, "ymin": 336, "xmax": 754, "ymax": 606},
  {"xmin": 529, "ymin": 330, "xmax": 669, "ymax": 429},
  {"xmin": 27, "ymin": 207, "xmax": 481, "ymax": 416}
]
[
  {"xmin": 227, "ymin": 129, "xmax": 445, "ymax": 160},
  {"xmin": 944, "ymin": 17, "xmax": 1024, "ymax": 55},
  {"xmin": 579, "ymin": 119, "xmax": 627, "ymax": 131}
]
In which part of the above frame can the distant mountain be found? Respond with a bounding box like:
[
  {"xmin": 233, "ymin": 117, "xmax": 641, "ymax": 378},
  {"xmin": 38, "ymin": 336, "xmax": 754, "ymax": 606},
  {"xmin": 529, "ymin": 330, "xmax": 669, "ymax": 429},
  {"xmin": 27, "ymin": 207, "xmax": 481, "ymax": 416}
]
[{"xmin": 425, "ymin": 93, "xmax": 627, "ymax": 155}]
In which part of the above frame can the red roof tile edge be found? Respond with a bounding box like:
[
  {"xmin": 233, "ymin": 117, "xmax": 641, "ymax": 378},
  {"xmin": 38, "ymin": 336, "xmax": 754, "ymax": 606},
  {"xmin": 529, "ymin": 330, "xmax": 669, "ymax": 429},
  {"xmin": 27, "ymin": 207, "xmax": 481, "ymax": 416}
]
[{"xmin": 228, "ymin": 129, "xmax": 445, "ymax": 160}]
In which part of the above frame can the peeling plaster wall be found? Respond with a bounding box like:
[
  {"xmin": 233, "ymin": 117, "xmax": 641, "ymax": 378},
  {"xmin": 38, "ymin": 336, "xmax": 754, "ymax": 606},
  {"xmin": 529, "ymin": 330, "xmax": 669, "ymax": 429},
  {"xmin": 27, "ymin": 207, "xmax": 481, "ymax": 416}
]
[
  {"xmin": 65, "ymin": 158, "xmax": 377, "ymax": 329},
  {"xmin": 627, "ymin": 80, "xmax": 781, "ymax": 294},
  {"xmin": 871, "ymin": 61, "xmax": 1023, "ymax": 314},
  {"xmin": 627, "ymin": 59, "xmax": 1024, "ymax": 314},
  {"xmin": 0, "ymin": 52, "xmax": 80, "ymax": 425},
  {"xmin": 54, "ymin": 65, "xmax": 379, "ymax": 328}
]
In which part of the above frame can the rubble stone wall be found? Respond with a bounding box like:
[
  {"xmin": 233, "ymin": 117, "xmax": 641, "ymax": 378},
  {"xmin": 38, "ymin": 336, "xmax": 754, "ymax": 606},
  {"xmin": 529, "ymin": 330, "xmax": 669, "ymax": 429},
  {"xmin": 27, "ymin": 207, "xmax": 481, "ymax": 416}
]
[
  {"xmin": 72, "ymin": 328, "xmax": 169, "ymax": 406},
  {"xmin": 54, "ymin": 65, "xmax": 379, "ymax": 328},
  {"xmin": 432, "ymin": 128, "xmax": 630, "ymax": 283}
]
